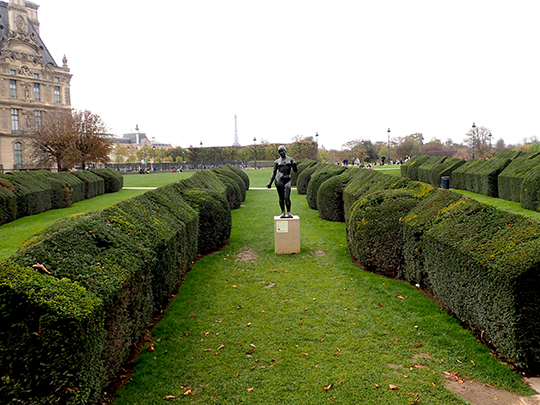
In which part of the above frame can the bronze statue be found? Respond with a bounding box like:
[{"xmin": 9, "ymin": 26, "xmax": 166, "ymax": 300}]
[{"xmin": 267, "ymin": 145, "xmax": 298, "ymax": 218}]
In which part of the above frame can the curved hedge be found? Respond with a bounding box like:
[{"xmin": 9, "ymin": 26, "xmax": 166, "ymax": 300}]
[
  {"xmin": 213, "ymin": 165, "xmax": 246, "ymax": 202},
  {"xmin": 342, "ymin": 170, "xmax": 414, "ymax": 221},
  {"xmin": 296, "ymin": 162, "xmax": 324, "ymax": 195},
  {"xmin": 292, "ymin": 159, "xmax": 316, "ymax": 186},
  {"xmin": 317, "ymin": 168, "xmax": 356, "ymax": 222},
  {"xmin": 306, "ymin": 165, "xmax": 348, "ymax": 210},
  {"xmin": 225, "ymin": 164, "xmax": 249, "ymax": 190},
  {"xmin": 346, "ymin": 187, "xmax": 430, "ymax": 278},
  {"xmin": 92, "ymin": 168, "xmax": 123, "ymax": 193}
]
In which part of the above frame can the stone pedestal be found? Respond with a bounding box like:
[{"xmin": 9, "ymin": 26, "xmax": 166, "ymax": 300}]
[{"xmin": 274, "ymin": 216, "xmax": 300, "ymax": 254}]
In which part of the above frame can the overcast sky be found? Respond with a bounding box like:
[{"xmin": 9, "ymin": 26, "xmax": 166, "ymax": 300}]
[{"xmin": 36, "ymin": 0, "xmax": 540, "ymax": 151}]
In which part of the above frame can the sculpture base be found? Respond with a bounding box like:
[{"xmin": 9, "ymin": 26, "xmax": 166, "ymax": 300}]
[{"xmin": 274, "ymin": 216, "xmax": 300, "ymax": 254}]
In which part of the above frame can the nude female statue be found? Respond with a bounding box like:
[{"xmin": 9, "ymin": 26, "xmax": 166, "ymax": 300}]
[{"xmin": 266, "ymin": 145, "xmax": 298, "ymax": 218}]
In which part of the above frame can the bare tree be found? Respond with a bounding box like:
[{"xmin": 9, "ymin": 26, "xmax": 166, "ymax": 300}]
[
  {"xmin": 72, "ymin": 110, "xmax": 111, "ymax": 169},
  {"xmin": 26, "ymin": 110, "xmax": 76, "ymax": 171},
  {"xmin": 464, "ymin": 125, "xmax": 492, "ymax": 159}
]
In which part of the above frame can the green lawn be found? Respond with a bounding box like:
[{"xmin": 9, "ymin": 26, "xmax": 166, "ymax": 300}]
[{"xmin": 112, "ymin": 172, "xmax": 532, "ymax": 405}]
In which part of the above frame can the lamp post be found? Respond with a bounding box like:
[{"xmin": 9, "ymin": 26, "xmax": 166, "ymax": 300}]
[
  {"xmin": 489, "ymin": 132, "xmax": 492, "ymax": 159},
  {"xmin": 200, "ymin": 141, "xmax": 203, "ymax": 169},
  {"xmin": 387, "ymin": 128, "xmax": 391, "ymax": 164},
  {"xmin": 315, "ymin": 132, "xmax": 319, "ymax": 162},
  {"xmin": 471, "ymin": 123, "xmax": 476, "ymax": 159},
  {"xmin": 253, "ymin": 137, "xmax": 257, "ymax": 169}
]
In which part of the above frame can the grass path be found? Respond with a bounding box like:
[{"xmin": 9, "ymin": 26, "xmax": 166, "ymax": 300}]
[{"xmin": 112, "ymin": 172, "xmax": 531, "ymax": 405}]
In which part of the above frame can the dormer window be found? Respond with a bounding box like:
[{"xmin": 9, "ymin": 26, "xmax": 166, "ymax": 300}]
[{"xmin": 33, "ymin": 73, "xmax": 39, "ymax": 79}]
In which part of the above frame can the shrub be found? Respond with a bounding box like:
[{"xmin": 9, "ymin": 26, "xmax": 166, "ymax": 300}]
[
  {"xmin": 72, "ymin": 170, "xmax": 105, "ymax": 199},
  {"xmin": 452, "ymin": 158, "xmax": 512, "ymax": 197},
  {"xmin": 0, "ymin": 261, "xmax": 105, "ymax": 405},
  {"xmin": 213, "ymin": 165, "xmax": 246, "ymax": 202},
  {"xmin": 177, "ymin": 187, "xmax": 231, "ymax": 254},
  {"xmin": 401, "ymin": 189, "xmax": 465, "ymax": 288},
  {"xmin": 342, "ymin": 170, "xmax": 414, "ymax": 221},
  {"xmin": 292, "ymin": 159, "xmax": 316, "ymax": 186},
  {"xmin": 346, "ymin": 188, "xmax": 425, "ymax": 278},
  {"xmin": 92, "ymin": 168, "xmax": 123, "ymax": 193},
  {"xmin": 2, "ymin": 182, "xmax": 201, "ymax": 402},
  {"xmin": 317, "ymin": 168, "xmax": 356, "ymax": 222},
  {"xmin": 296, "ymin": 162, "xmax": 324, "ymax": 195},
  {"xmin": 0, "ymin": 184, "xmax": 17, "ymax": 226},
  {"xmin": 225, "ymin": 164, "xmax": 249, "ymax": 190},
  {"xmin": 416, "ymin": 156, "xmax": 447, "ymax": 185},
  {"xmin": 521, "ymin": 166, "xmax": 540, "ymax": 211},
  {"xmin": 400, "ymin": 155, "xmax": 430, "ymax": 181},
  {"xmin": 498, "ymin": 155, "xmax": 540, "ymax": 202},
  {"xmin": 416, "ymin": 197, "xmax": 540, "ymax": 369},
  {"xmin": 306, "ymin": 165, "xmax": 348, "ymax": 210},
  {"xmin": 0, "ymin": 172, "xmax": 52, "ymax": 218}
]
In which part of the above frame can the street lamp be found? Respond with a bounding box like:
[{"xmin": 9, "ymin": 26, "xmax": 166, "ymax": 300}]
[
  {"xmin": 315, "ymin": 132, "xmax": 319, "ymax": 162},
  {"xmin": 489, "ymin": 132, "xmax": 492, "ymax": 159},
  {"xmin": 387, "ymin": 128, "xmax": 391, "ymax": 164},
  {"xmin": 200, "ymin": 141, "xmax": 203, "ymax": 169},
  {"xmin": 421, "ymin": 136, "xmax": 424, "ymax": 156},
  {"xmin": 471, "ymin": 123, "xmax": 476, "ymax": 159},
  {"xmin": 152, "ymin": 145, "xmax": 156, "ymax": 164},
  {"xmin": 253, "ymin": 137, "xmax": 257, "ymax": 169}
]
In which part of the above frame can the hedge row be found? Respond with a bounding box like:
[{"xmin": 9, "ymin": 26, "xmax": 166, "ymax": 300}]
[
  {"xmin": 498, "ymin": 154, "xmax": 540, "ymax": 203},
  {"xmin": 296, "ymin": 162, "xmax": 323, "ymax": 194},
  {"xmin": 0, "ymin": 167, "xmax": 246, "ymax": 404},
  {"xmin": 307, "ymin": 167, "xmax": 540, "ymax": 369},
  {"xmin": 306, "ymin": 165, "xmax": 349, "ymax": 210},
  {"xmin": 316, "ymin": 168, "xmax": 356, "ymax": 222},
  {"xmin": 0, "ymin": 169, "xmax": 122, "ymax": 226},
  {"xmin": 400, "ymin": 155, "xmax": 430, "ymax": 181},
  {"xmin": 452, "ymin": 158, "xmax": 512, "ymax": 197},
  {"xmin": 291, "ymin": 159, "xmax": 316, "ymax": 186},
  {"xmin": 340, "ymin": 176, "xmax": 540, "ymax": 370}
]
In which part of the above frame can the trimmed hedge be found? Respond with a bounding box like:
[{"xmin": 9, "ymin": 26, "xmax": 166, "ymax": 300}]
[
  {"xmin": 492, "ymin": 149, "xmax": 524, "ymax": 160},
  {"xmin": 498, "ymin": 155, "xmax": 540, "ymax": 203},
  {"xmin": 452, "ymin": 158, "xmax": 512, "ymax": 197},
  {"xmin": 409, "ymin": 196, "xmax": 540, "ymax": 369},
  {"xmin": 0, "ymin": 183, "xmax": 17, "ymax": 225},
  {"xmin": 416, "ymin": 156, "xmax": 447, "ymax": 185},
  {"xmin": 213, "ymin": 165, "xmax": 246, "ymax": 202},
  {"xmin": 0, "ymin": 171, "xmax": 52, "ymax": 218},
  {"xmin": 400, "ymin": 155, "xmax": 430, "ymax": 181},
  {"xmin": 521, "ymin": 166, "xmax": 540, "ymax": 212},
  {"xmin": 225, "ymin": 164, "xmax": 250, "ymax": 190},
  {"xmin": 317, "ymin": 168, "xmax": 356, "ymax": 222},
  {"xmin": 346, "ymin": 185, "xmax": 433, "ymax": 278},
  {"xmin": 92, "ymin": 168, "xmax": 123, "ymax": 193},
  {"xmin": 296, "ymin": 162, "xmax": 324, "ymax": 195},
  {"xmin": 306, "ymin": 165, "xmax": 349, "ymax": 210},
  {"xmin": 342, "ymin": 169, "xmax": 414, "ymax": 221},
  {"xmin": 72, "ymin": 170, "xmax": 105, "ymax": 199},
  {"xmin": 0, "ymin": 167, "xmax": 243, "ymax": 404},
  {"xmin": 291, "ymin": 159, "xmax": 316, "ymax": 186}
]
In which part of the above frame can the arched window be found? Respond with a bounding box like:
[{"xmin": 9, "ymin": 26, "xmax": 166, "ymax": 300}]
[{"xmin": 13, "ymin": 142, "xmax": 22, "ymax": 169}]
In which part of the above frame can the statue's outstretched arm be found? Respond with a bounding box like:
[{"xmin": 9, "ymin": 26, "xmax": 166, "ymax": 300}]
[{"xmin": 267, "ymin": 163, "xmax": 278, "ymax": 188}]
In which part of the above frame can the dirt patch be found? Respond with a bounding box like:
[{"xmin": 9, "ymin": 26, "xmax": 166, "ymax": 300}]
[
  {"xmin": 314, "ymin": 250, "xmax": 326, "ymax": 256},
  {"xmin": 445, "ymin": 378, "xmax": 540, "ymax": 405},
  {"xmin": 236, "ymin": 248, "xmax": 258, "ymax": 262}
]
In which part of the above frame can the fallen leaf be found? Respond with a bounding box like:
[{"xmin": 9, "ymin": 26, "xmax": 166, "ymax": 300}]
[
  {"xmin": 397, "ymin": 294, "xmax": 405, "ymax": 300},
  {"xmin": 217, "ymin": 344, "xmax": 225, "ymax": 350},
  {"xmin": 246, "ymin": 322, "xmax": 252, "ymax": 327},
  {"xmin": 232, "ymin": 285, "xmax": 237, "ymax": 288},
  {"xmin": 164, "ymin": 395, "xmax": 176, "ymax": 399},
  {"xmin": 471, "ymin": 360, "xmax": 475, "ymax": 366},
  {"xmin": 183, "ymin": 389, "xmax": 193, "ymax": 396},
  {"xmin": 301, "ymin": 352, "xmax": 310, "ymax": 356},
  {"xmin": 411, "ymin": 396, "xmax": 420, "ymax": 404},
  {"xmin": 324, "ymin": 383, "xmax": 333, "ymax": 391},
  {"xmin": 456, "ymin": 359, "xmax": 462, "ymax": 364},
  {"xmin": 148, "ymin": 344, "xmax": 155, "ymax": 352},
  {"xmin": 339, "ymin": 380, "xmax": 344, "ymax": 385},
  {"xmin": 247, "ymin": 387, "xmax": 254, "ymax": 392},
  {"xmin": 250, "ymin": 344, "xmax": 257, "ymax": 348},
  {"xmin": 389, "ymin": 384, "xmax": 400, "ymax": 390}
]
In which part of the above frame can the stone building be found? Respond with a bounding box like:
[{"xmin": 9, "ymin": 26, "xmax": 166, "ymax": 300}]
[{"xmin": 0, "ymin": 0, "xmax": 71, "ymax": 171}]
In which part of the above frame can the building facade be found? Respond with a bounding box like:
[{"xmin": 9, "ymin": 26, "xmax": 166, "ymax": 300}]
[{"xmin": 0, "ymin": 0, "xmax": 71, "ymax": 171}]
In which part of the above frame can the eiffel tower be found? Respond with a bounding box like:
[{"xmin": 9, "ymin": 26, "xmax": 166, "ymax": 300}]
[{"xmin": 233, "ymin": 114, "xmax": 241, "ymax": 146}]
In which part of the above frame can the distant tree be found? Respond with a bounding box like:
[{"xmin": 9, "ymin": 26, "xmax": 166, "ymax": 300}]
[
  {"xmin": 394, "ymin": 133, "xmax": 423, "ymax": 159},
  {"xmin": 71, "ymin": 109, "xmax": 111, "ymax": 169},
  {"xmin": 342, "ymin": 139, "xmax": 378, "ymax": 164},
  {"xmin": 167, "ymin": 146, "xmax": 187, "ymax": 163},
  {"xmin": 464, "ymin": 125, "xmax": 492, "ymax": 159},
  {"xmin": 26, "ymin": 110, "xmax": 76, "ymax": 171},
  {"xmin": 495, "ymin": 138, "xmax": 506, "ymax": 151}
]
